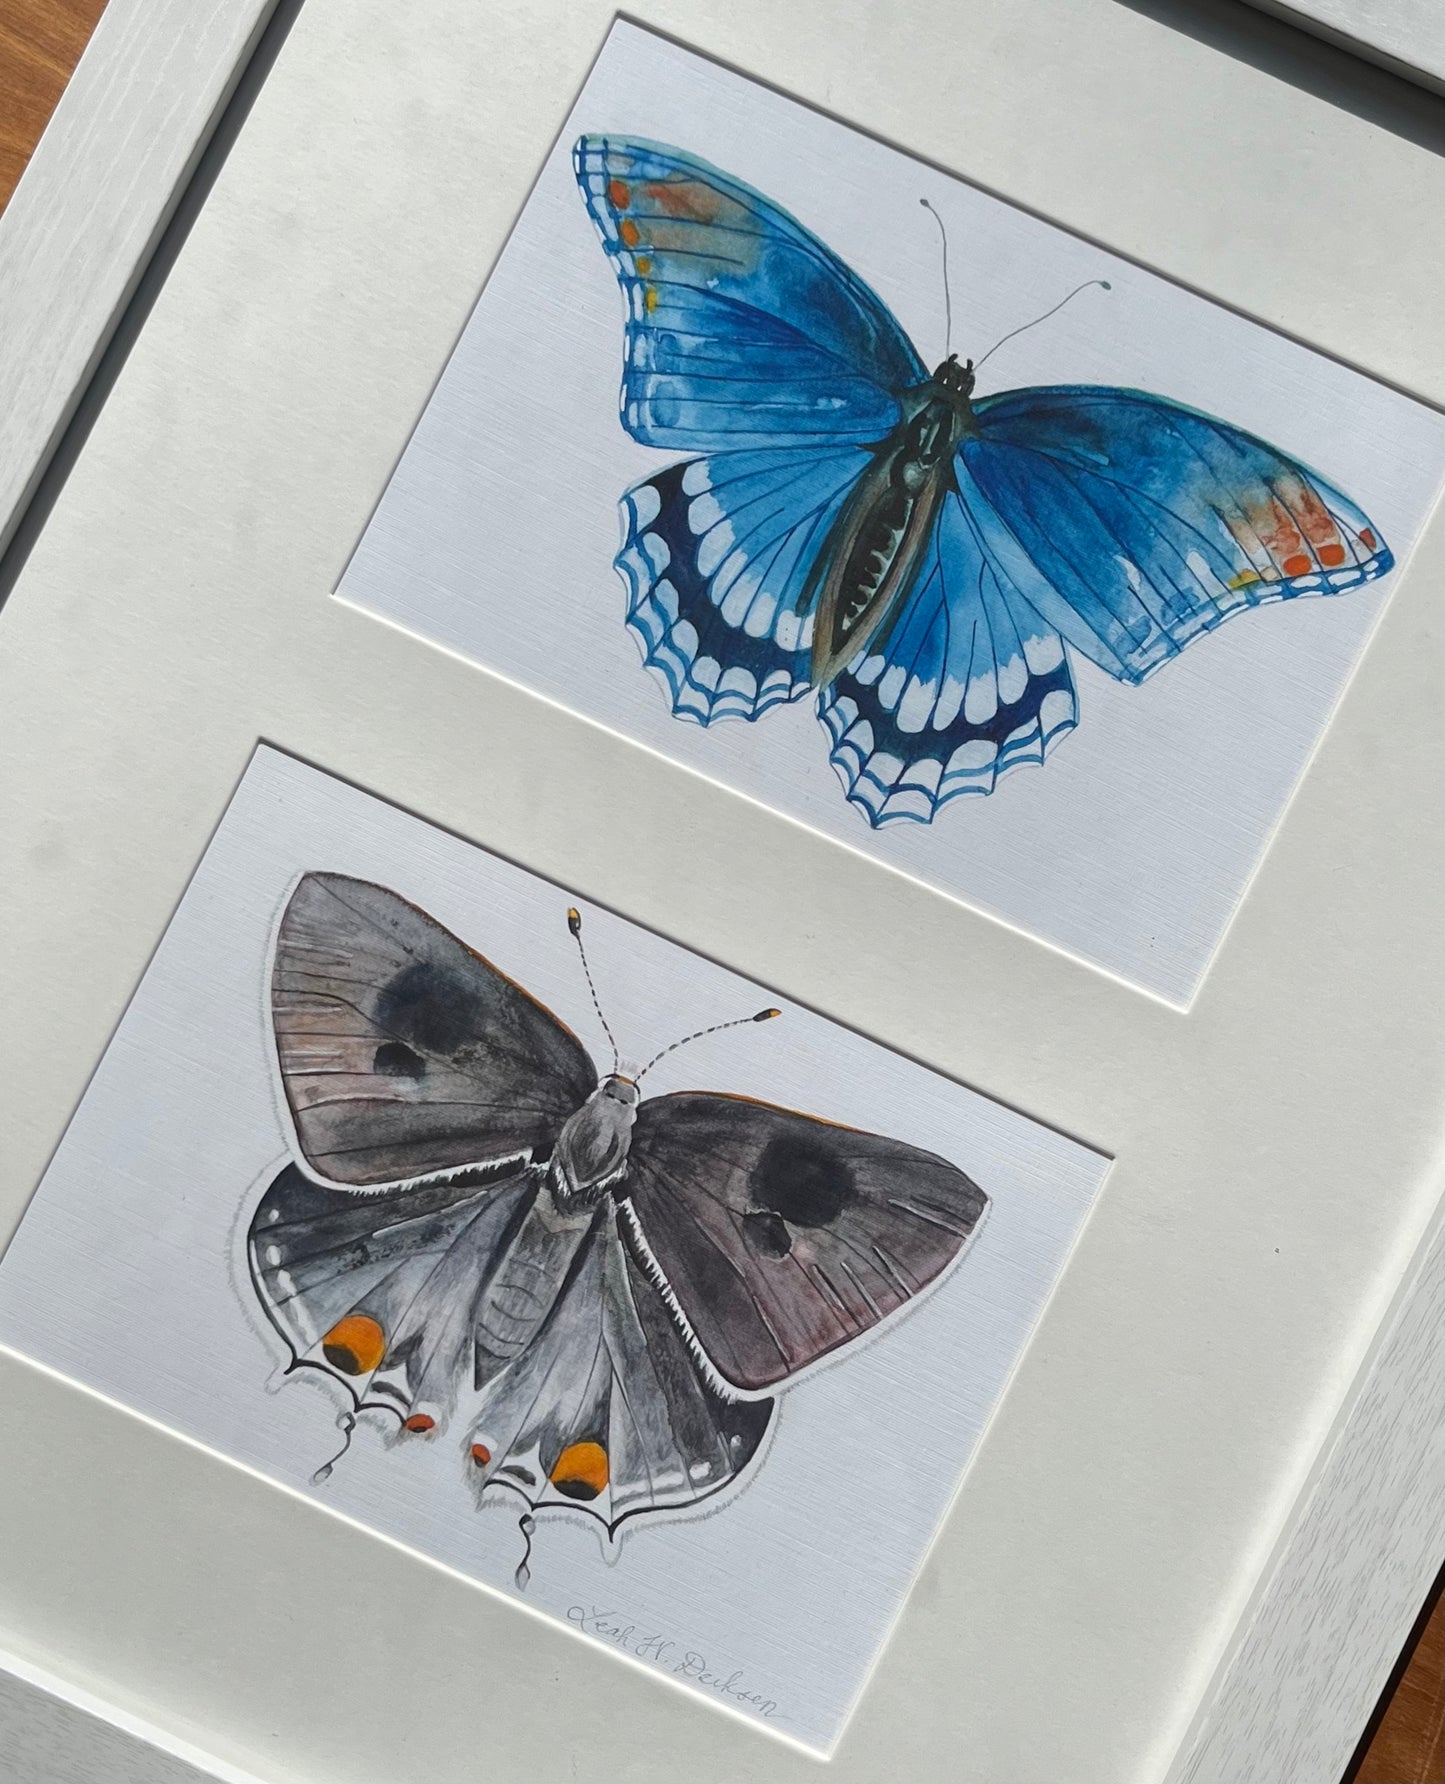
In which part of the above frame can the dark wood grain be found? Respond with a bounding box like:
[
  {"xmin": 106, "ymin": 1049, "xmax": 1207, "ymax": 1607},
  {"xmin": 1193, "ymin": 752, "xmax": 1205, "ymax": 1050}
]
[
  {"xmin": 0, "ymin": 2, "xmax": 1440, "ymax": 1778},
  {"xmin": 1351, "ymin": 1578, "xmax": 1445, "ymax": 1784},
  {"xmin": 0, "ymin": 0, "xmax": 108, "ymax": 210}
]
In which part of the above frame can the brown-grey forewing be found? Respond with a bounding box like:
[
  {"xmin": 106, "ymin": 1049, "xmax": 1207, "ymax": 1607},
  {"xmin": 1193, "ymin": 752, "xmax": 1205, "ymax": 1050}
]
[
  {"xmin": 272, "ymin": 874, "xmax": 596, "ymax": 1184},
  {"xmin": 625, "ymin": 1092, "xmax": 988, "ymax": 1392}
]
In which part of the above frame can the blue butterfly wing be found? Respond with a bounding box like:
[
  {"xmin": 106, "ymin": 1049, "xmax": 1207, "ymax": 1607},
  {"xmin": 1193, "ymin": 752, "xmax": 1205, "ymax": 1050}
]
[
  {"xmin": 965, "ymin": 387, "xmax": 1393, "ymax": 683},
  {"xmin": 819, "ymin": 486, "xmax": 1078, "ymax": 825},
  {"xmin": 575, "ymin": 135, "xmax": 925, "ymax": 451},
  {"xmin": 620, "ymin": 445, "xmax": 873, "ymax": 723}
]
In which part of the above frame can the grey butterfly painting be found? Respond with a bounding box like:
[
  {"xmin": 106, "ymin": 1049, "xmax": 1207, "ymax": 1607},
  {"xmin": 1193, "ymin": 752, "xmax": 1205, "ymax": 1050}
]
[{"xmin": 248, "ymin": 873, "xmax": 988, "ymax": 1578}]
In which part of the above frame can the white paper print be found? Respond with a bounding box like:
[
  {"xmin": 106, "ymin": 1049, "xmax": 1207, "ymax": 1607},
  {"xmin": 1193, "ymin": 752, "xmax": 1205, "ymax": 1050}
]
[
  {"xmin": 0, "ymin": 749, "xmax": 1107, "ymax": 1752},
  {"xmin": 340, "ymin": 20, "xmax": 1445, "ymax": 1006}
]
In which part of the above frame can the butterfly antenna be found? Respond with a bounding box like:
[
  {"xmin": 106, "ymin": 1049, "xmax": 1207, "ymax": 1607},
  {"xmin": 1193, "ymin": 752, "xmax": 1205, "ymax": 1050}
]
[
  {"xmin": 973, "ymin": 278, "xmax": 1112, "ymax": 371},
  {"xmin": 919, "ymin": 198, "xmax": 952, "ymax": 358},
  {"xmin": 635, "ymin": 1007, "xmax": 781, "ymax": 1083},
  {"xmin": 567, "ymin": 908, "xmax": 620, "ymax": 1073}
]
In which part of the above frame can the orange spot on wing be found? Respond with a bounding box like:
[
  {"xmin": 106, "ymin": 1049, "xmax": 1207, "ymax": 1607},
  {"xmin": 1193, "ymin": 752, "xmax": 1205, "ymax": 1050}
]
[
  {"xmin": 644, "ymin": 178, "xmax": 722, "ymax": 222},
  {"xmin": 551, "ymin": 1441, "xmax": 608, "ymax": 1501},
  {"xmin": 470, "ymin": 1443, "xmax": 491, "ymax": 1468},
  {"xmin": 403, "ymin": 1413, "xmax": 436, "ymax": 1434},
  {"xmin": 619, "ymin": 218, "xmax": 641, "ymax": 249},
  {"xmin": 634, "ymin": 255, "xmax": 652, "ymax": 275},
  {"xmin": 1359, "ymin": 528, "xmax": 1377, "ymax": 551},
  {"xmin": 321, "ymin": 1315, "xmax": 385, "ymax": 1376},
  {"xmin": 1275, "ymin": 472, "xmax": 1354, "ymax": 574},
  {"xmin": 607, "ymin": 178, "xmax": 630, "ymax": 209},
  {"xmin": 1244, "ymin": 492, "xmax": 1309, "ymax": 576}
]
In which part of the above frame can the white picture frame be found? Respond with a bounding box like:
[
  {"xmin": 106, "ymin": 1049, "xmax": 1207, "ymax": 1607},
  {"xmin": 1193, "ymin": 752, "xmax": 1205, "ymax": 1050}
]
[{"xmin": 0, "ymin": 3, "xmax": 1441, "ymax": 1781}]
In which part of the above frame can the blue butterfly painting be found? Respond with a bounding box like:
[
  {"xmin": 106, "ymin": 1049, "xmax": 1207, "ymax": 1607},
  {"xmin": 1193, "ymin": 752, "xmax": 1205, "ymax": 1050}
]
[{"xmin": 574, "ymin": 136, "xmax": 1393, "ymax": 828}]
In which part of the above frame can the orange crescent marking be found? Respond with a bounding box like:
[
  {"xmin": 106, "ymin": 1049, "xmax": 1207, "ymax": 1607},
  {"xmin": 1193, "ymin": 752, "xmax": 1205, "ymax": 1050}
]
[
  {"xmin": 551, "ymin": 1441, "xmax": 609, "ymax": 1499},
  {"xmin": 320, "ymin": 1314, "xmax": 385, "ymax": 1375}
]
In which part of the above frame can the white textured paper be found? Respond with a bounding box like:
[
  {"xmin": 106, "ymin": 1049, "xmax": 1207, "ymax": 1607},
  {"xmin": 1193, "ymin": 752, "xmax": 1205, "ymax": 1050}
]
[
  {"xmin": 339, "ymin": 21, "xmax": 1445, "ymax": 1008},
  {"xmin": 0, "ymin": 749, "xmax": 1105, "ymax": 1753}
]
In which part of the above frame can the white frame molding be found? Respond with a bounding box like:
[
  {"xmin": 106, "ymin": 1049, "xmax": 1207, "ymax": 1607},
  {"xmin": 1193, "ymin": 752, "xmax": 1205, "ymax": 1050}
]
[
  {"xmin": 0, "ymin": 4, "xmax": 1441, "ymax": 1781},
  {"xmin": 0, "ymin": 0, "xmax": 280, "ymax": 564}
]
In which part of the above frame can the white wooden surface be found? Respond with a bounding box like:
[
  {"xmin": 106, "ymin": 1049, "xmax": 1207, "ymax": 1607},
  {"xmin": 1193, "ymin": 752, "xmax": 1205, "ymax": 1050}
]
[
  {"xmin": 0, "ymin": 0, "xmax": 278, "ymax": 562},
  {"xmin": 0, "ymin": 1649, "xmax": 267, "ymax": 1784},
  {"xmin": 1243, "ymin": 0, "xmax": 1445, "ymax": 90},
  {"xmin": 0, "ymin": 1, "xmax": 1441, "ymax": 1781},
  {"xmin": 1167, "ymin": 1180, "xmax": 1445, "ymax": 1780}
]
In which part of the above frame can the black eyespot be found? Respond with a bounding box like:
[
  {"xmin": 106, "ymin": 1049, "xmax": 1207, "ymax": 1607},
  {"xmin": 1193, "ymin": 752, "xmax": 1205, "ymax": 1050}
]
[
  {"xmin": 742, "ymin": 1209, "xmax": 792, "ymax": 1259},
  {"xmin": 749, "ymin": 1133, "xmax": 856, "ymax": 1228},
  {"xmin": 373, "ymin": 1040, "xmax": 426, "ymax": 1077},
  {"xmin": 375, "ymin": 961, "xmax": 485, "ymax": 1056}
]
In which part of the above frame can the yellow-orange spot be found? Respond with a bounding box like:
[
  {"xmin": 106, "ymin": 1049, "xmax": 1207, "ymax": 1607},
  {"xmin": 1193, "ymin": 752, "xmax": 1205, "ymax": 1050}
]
[
  {"xmin": 644, "ymin": 286, "xmax": 659, "ymax": 313},
  {"xmin": 607, "ymin": 178, "xmax": 631, "ymax": 210},
  {"xmin": 321, "ymin": 1314, "xmax": 385, "ymax": 1376},
  {"xmin": 1318, "ymin": 542, "xmax": 1346, "ymax": 567},
  {"xmin": 551, "ymin": 1440, "xmax": 608, "ymax": 1502},
  {"xmin": 634, "ymin": 256, "xmax": 652, "ymax": 276},
  {"xmin": 403, "ymin": 1413, "xmax": 435, "ymax": 1434},
  {"xmin": 1282, "ymin": 553, "xmax": 1311, "ymax": 578},
  {"xmin": 1227, "ymin": 571, "xmax": 1263, "ymax": 591},
  {"xmin": 1360, "ymin": 528, "xmax": 1377, "ymax": 551},
  {"xmin": 619, "ymin": 217, "xmax": 642, "ymax": 248},
  {"xmin": 470, "ymin": 1443, "xmax": 492, "ymax": 1468}
]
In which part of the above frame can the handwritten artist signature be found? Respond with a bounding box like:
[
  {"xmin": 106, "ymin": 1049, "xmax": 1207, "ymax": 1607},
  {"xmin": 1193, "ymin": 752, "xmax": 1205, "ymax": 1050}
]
[{"xmin": 566, "ymin": 1605, "xmax": 780, "ymax": 1719}]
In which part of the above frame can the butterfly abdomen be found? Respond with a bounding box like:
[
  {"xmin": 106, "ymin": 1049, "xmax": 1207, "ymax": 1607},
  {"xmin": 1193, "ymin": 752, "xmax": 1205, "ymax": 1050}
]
[
  {"xmin": 809, "ymin": 385, "xmax": 973, "ymax": 687},
  {"xmin": 474, "ymin": 1194, "xmax": 597, "ymax": 1368}
]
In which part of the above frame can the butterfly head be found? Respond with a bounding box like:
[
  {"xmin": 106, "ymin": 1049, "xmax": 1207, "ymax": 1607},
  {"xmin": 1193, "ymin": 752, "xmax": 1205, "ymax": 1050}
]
[
  {"xmin": 932, "ymin": 353, "xmax": 976, "ymax": 403},
  {"xmin": 599, "ymin": 1074, "xmax": 640, "ymax": 1107}
]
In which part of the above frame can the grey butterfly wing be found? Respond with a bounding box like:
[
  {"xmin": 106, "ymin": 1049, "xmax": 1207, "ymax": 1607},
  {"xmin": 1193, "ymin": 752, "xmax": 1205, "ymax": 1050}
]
[
  {"xmin": 272, "ymin": 874, "xmax": 595, "ymax": 1184},
  {"xmin": 249, "ymin": 1160, "xmax": 538, "ymax": 1420},
  {"xmin": 251, "ymin": 1166, "xmax": 771, "ymax": 1527},
  {"xmin": 624, "ymin": 1093, "xmax": 988, "ymax": 1392},
  {"xmin": 462, "ymin": 1204, "xmax": 772, "ymax": 1531}
]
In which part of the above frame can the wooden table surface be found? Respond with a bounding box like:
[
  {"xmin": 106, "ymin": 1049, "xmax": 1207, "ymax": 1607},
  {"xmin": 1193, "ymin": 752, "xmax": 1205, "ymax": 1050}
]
[{"xmin": 0, "ymin": 3, "xmax": 1441, "ymax": 1781}]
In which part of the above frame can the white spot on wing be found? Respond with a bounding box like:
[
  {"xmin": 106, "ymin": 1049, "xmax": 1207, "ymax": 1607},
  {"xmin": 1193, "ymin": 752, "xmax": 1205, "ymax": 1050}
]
[
  {"xmin": 628, "ymin": 482, "xmax": 661, "ymax": 529},
  {"xmin": 743, "ymin": 590, "xmax": 778, "ymax": 639},
  {"xmin": 933, "ymin": 675, "xmax": 965, "ymax": 731},
  {"xmin": 1021, "ymin": 630, "xmax": 1064, "ymax": 674},
  {"xmin": 896, "ymin": 675, "xmax": 937, "ymax": 734},
  {"xmin": 996, "ymin": 653, "xmax": 1027, "ymax": 705},
  {"xmin": 964, "ymin": 670, "xmax": 997, "ymax": 724},
  {"xmin": 1039, "ymin": 688, "xmax": 1076, "ymax": 736}
]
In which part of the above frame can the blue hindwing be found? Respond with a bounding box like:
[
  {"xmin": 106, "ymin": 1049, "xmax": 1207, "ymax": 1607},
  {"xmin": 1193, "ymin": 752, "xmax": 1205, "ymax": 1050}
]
[
  {"xmin": 819, "ymin": 484, "xmax": 1077, "ymax": 826},
  {"xmin": 620, "ymin": 445, "xmax": 872, "ymax": 723}
]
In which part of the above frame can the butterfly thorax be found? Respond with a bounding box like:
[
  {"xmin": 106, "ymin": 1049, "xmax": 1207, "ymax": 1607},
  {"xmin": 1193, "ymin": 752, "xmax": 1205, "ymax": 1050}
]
[
  {"xmin": 472, "ymin": 1078, "xmax": 639, "ymax": 1374},
  {"xmin": 806, "ymin": 357, "xmax": 978, "ymax": 688},
  {"xmin": 547, "ymin": 1075, "xmax": 639, "ymax": 1212}
]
